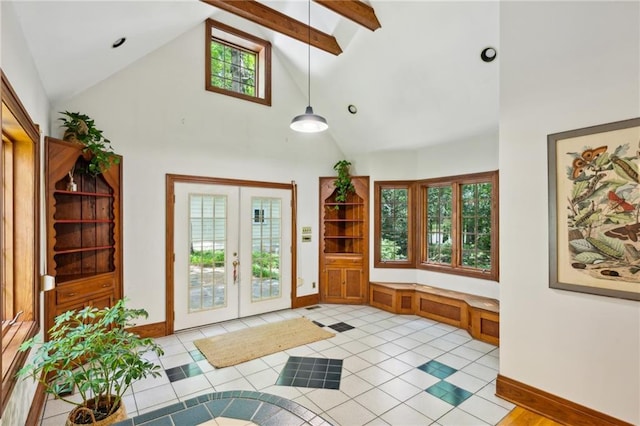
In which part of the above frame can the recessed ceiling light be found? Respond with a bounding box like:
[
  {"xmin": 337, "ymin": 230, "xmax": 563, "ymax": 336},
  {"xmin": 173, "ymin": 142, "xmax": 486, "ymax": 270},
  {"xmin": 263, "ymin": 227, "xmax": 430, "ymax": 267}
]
[
  {"xmin": 112, "ymin": 37, "xmax": 126, "ymax": 49},
  {"xmin": 347, "ymin": 105, "xmax": 358, "ymax": 114},
  {"xmin": 480, "ymin": 47, "xmax": 497, "ymax": 63}
]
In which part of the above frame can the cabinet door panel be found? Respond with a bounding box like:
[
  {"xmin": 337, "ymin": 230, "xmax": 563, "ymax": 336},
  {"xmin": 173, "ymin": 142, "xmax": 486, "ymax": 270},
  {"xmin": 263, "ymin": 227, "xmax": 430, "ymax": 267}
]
[
  {"xmin": 90, "ymin": 293, "xmax": 114, "ymax": 311},
  {"xmin": 325, "ymin": 268, "xmax": 343, "ymax": 298},
  {"xmin": 345, "ymin": 268, "xmax": 362, "ymax": 299}
]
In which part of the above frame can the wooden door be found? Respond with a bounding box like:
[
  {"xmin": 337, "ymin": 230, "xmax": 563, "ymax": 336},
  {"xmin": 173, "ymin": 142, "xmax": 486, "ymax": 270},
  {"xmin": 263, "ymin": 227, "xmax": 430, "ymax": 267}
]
[{"xmin": 173, "ymin": 182, "xmax": 292, "ymax": 331}]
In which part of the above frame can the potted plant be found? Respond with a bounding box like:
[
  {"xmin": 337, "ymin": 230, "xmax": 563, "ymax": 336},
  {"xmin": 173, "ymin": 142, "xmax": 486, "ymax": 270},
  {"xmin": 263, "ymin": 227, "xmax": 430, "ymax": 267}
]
[
  {"xmin": 18, "ymin": 299, "xmax": 164, "ymax": 425},
  {"xmin": 333, "ymin": 160, "xmax": 355, "ymax": 208},
  {"xmin": 59, "ymin": 111, "xmax": 120, "ymax": 176}
]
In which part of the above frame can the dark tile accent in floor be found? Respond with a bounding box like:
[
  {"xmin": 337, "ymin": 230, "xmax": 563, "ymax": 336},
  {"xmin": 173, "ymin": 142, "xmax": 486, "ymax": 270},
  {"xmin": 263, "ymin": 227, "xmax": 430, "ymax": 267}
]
[
  {"xmin": 165, "ymin": 362, "xmax": 203, "ymax": 383},
  {"xmin": 112, "ymin": 391, "xmax": 333, "ymax": 426},
  {"xmin": 305, "ymin": 305, "xmax": 321, "ymax": 310},
  {"xmin": 170, "ymin": 404, "xmax": 211, "ymax": 425},
  {"xmin": 418, "ymin": 359, "xmax": 457, "ymax": 379},
  {"xmin": 190, "ymin": 349, "xmax": 205, "ymax": 362},
  {"xmin": 425, "ymin": 380, "xmax": 473, "ymax": 406},
  {"xmin": 328, "ymin": 322, "xmax": 354, "ymax": 333},
  {"xmin": 312, "ymin": 320, "xmax": 325, "ymax": 327},
  {"xmin": 129, "ymin": 402, "xmax": 185, "ymax": 424},
  {"xmin": 276, "ymin": 356, "xmax": 343, "ymax": 390}
]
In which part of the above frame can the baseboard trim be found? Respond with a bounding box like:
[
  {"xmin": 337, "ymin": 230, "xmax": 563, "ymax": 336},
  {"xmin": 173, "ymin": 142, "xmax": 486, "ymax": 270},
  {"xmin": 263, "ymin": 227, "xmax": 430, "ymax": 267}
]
[
  {"xmin": 292, "ymin": 294, "xmax": 320, "ymax": 308},
  {"xmin": 496, "ymin": 374, "xmax": 633, "ymax": 426},
  {"xmin": 126, "ymin": 321, "xmax": 167, "ymax": 338},
  {"xmin": 25, "ymin": 380, "xmax": 46, "ymax": 426}
]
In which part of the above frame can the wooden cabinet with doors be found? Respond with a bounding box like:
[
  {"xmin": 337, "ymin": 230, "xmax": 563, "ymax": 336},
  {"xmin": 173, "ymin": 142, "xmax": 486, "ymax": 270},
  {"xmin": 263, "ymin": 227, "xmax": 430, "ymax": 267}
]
[
  {"xmin": 44, "ymin": 137, "xmax": 122, "ymax": 339},
  {"xmin": 319, "ymin": 176, "xmax": 369, "ymax": 304}
]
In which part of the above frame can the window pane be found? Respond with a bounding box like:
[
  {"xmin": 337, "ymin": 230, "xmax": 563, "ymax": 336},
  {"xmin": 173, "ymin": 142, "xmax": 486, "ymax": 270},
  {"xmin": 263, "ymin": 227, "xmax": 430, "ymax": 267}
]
[
  {"xmin": 251, "ymin": 197, "xmax": 281, "ymax": 302},
  {"xmin": 461, "ymin": 182, "xmax": 492, "ymax": 270},
  {"xmin": 189, "ymin": 194, "xmax": 227, "ymax": 312},
  {"xmin": 426, "ymin": 186, "xmax": 452, "ymax": 265},
  {"xmin": 210, "ymin": 38, "xmax": 258, "ymax": 97},
  {"xmin": 380, "ymin": 188, "xmax": 409, "ymax": 261}
]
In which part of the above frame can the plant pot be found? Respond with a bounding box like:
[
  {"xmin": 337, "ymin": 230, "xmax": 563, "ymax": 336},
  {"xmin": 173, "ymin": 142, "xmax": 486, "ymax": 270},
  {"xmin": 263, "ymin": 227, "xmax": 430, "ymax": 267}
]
[{"xmin": 66, "ymin": 396, "xmax": 126, "ymax": 426}]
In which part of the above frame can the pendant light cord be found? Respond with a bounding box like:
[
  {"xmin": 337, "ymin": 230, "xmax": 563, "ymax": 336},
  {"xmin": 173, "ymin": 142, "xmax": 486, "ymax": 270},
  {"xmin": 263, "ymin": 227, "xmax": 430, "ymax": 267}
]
[{"xmin": 307, "ymin": 0, "xmax": 311, "ymax": 107}]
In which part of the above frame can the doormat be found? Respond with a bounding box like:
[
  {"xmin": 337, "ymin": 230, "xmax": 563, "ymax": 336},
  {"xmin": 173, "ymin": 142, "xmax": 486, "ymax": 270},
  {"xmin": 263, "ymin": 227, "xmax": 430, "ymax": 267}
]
[{"xmin": 193, "ymin": 317, "xmax": 335, "ymax": 368}]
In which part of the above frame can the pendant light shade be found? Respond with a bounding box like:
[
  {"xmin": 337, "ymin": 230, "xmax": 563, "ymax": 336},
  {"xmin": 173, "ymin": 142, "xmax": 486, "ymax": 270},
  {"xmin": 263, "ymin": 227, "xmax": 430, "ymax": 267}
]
[
  {"xmin": 290, "ymin": 106, "xmax": 328, "ymax": 133},
  {"xmin": 291, "ymin": 0, "xmax": 328, "ymax": 133}
]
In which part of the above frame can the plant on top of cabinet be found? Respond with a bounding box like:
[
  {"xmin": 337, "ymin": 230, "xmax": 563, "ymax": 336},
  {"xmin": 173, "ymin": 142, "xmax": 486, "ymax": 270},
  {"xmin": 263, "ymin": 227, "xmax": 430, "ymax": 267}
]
[
  {"xmin": 333, "ymin": 160, "xmax": 356, "ymax": 208},
  {"xmin": 59, "ymin": 111, "xmax": 120, "ymax": 176}
]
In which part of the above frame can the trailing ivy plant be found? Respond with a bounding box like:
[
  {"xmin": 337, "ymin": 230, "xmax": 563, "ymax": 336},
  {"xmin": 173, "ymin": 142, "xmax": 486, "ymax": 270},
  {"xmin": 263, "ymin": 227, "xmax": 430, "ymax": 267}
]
[
  {"xmin": 59, "ymin": 111, "xmax": 120, "ymax": 176},
  {"xmin": 333, "ymin": 160, "xmax": 355, "ymax": 208}
]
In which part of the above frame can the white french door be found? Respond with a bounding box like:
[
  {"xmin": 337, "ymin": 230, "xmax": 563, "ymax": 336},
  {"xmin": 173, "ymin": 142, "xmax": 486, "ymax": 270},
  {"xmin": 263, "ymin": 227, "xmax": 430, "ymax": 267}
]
[{"xmin": 173, "ymin": 182, "xmax": 291, "ymax": 330}]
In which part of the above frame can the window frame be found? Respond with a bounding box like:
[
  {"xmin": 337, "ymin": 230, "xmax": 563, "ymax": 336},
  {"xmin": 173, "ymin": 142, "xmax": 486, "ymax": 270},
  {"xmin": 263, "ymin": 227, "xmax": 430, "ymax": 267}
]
[
  {"xmin": 418, "ymin": 171, "xmax": 499, "ymax": 281},
  {"xmin": 373, "ymin": 171, "xmax": 499, "ymax": 281},
  {"xmin": 1, "ymin": 70, "xmax": 40, "ymax": 413},
  {"xmin": 373, "ymin": 181, "xmax": 415, "ymax": 268},
  {"xmin": 205, "ymin": 19, "xmax": 272, "ymax": 106}
]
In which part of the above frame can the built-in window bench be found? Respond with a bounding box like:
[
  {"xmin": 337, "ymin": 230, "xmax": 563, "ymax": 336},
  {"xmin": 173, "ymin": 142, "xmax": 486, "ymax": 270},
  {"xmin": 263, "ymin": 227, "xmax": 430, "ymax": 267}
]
[{"xmin": 369, "ymin": 282, "xmax": 499, "ymax": 345}]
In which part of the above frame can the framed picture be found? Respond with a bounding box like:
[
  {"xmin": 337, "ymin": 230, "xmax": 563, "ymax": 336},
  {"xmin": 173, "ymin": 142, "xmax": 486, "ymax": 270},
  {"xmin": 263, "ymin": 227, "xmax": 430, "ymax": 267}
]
[{"xmin": 548, "ymin": 117, "xmax": 640, "ymax": 301}]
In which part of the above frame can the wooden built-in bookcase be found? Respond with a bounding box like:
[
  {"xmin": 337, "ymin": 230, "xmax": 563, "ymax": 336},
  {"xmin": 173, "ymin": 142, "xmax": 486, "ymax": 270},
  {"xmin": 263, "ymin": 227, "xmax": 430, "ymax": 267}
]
[
  {"xmin": 319, "ymin": 176, "xmax": 369, "ymax": 304},
  {"xmin": 44, "ymin": 137, "xmax": 122, "ymax": 339}
]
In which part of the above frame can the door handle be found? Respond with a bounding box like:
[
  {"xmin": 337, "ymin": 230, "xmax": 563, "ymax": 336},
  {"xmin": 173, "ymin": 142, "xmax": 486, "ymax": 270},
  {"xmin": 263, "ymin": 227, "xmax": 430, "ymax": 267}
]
[{"xmin": 232, "ymin": 260, "xmax": 239, "ymax": 285}]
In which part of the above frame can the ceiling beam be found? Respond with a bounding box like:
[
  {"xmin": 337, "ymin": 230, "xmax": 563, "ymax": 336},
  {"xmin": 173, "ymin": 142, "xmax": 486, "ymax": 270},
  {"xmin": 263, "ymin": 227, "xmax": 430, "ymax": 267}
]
[
  {"xmin": 201, "ymin": 0, "xmax": 343, "ymax": 56},
  {"xmin": 313, "ymin": 0, "xmax": 381, "ymax": 31}
]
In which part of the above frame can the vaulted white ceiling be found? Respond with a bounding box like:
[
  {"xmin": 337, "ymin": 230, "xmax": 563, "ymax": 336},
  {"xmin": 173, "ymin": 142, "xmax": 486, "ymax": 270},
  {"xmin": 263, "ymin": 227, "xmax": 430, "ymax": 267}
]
[{"xmin": 10, "ymin": 0, "xmax": 498, "ymax": 156}]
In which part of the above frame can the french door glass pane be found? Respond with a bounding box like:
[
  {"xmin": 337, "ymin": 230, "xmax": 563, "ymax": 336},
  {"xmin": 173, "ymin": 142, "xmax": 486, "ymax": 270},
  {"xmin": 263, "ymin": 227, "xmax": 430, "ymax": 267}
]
[
  {"xmin": 189, "ymin": 194, "xmax": 227, "ymax": 312},
  {"xmin": 251, "ymin": 197, "xmax": 281, "ymax": 302}
]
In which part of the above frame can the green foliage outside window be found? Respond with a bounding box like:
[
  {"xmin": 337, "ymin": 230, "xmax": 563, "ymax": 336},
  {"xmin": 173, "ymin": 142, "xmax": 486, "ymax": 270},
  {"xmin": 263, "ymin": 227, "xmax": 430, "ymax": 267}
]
[
  {"xmin": 427, "ymin": 186, "xmax": 453, "ymax": 265},
  {"xmin": 381, "ymin": 239, "xmax": 403, "ymax": 261},
  {"xmin": 380, "ymin": 188, "xmax": 409, "ymax": 261},
  {"xmin": 461, "ymin": 183, "xmax": 492, "ymax": 270},
  {"xmin": 426, "ymin": 182, "xmax": 492, "ymax": 271},
  {"xmin": 189, "ymin": 250, "xmax": 279, "ymax": 279},
  {"xmin": 252, "ymin": 251, "xmax": 279, "ymax": 280},
  {"xmin": 210, "ymin": 40, "xmax": 256, "ymax": 96},
  {"xmin": 190, "ymin": 249, "xmax": 224, "ymax": 267}
]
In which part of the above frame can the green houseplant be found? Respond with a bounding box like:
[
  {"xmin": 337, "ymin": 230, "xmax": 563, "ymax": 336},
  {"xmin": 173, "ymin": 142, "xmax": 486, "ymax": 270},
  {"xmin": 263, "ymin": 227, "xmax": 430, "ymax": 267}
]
[
  {"xmin": 59, "ymin": 111, "xmax": 120, "ymax": 176},
  {"xmin": 333, "ymin": 160, "xmax": 356, "ymax": 208},
  {"xmin": 18, "ymin": 299, "xmax": 164, "ymax": 425}
]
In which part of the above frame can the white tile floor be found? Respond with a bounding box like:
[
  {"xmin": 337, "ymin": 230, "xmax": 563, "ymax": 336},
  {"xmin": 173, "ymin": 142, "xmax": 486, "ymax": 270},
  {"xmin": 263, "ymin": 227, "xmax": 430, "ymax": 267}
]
[{"xmin": 40, "ymin": 304, "xmax": 514, "ymax": 425}]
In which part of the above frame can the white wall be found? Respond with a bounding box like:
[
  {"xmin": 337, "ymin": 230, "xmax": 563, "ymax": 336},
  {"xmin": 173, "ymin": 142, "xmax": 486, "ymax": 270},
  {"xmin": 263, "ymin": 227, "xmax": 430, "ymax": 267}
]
[
  {"xmin": 55, "ymin": 22, "xmax": 345, "ymax": 325},
  {"xmin": 1, "ymin": 2, "xmax": 51, "ymax": 425},
  {"xmin": 500, "ymin": 2, "xmax": 640, "ymax": 423},
  {"xmin": 358, "ymin": 132, "xmax": 500, "ymax": 299}
]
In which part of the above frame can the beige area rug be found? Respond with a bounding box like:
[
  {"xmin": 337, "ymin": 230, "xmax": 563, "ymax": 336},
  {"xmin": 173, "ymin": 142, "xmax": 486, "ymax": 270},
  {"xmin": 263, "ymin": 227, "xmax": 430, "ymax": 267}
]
[{"xmin": 194, "ymin": 317, "xmax": 335, "ymax": 368}]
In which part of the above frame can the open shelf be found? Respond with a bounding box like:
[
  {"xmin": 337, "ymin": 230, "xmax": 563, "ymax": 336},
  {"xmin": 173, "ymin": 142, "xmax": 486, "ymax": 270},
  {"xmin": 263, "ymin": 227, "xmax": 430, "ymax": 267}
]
[
  {"xmin": 54, "ymin": 219, "xmax": 114, "ymax": 224},
  {"xmin": 53, "ymin": 190, "xmax": 114, "ymax": 197},
  {"xmin": 45, "ymin": 137, "xmax": 122, "ymax": 339},
  {"xmin": 54, "ymin": 245, "xmax": 114, "ymax": 255}
]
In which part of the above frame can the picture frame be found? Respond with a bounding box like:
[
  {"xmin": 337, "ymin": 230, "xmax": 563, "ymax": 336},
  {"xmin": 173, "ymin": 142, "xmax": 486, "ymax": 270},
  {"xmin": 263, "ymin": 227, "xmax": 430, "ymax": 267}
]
[{"xmin": 548, "ymin": 117, "xmax": 640, "ymax": 301}]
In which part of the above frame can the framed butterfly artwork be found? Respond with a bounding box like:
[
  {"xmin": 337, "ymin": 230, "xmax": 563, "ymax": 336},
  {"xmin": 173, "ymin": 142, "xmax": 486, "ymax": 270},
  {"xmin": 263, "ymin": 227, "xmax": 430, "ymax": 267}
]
[{"xmin": 548, "ymin": 117, "xmax": 640, "ymax": 301}]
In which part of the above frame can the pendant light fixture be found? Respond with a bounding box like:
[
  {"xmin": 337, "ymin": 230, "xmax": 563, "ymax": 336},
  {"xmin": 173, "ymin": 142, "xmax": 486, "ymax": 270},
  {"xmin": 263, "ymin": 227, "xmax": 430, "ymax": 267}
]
[{"xmin": 290, "ymin": 0, "xmax": 328, "ymax": 133}]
